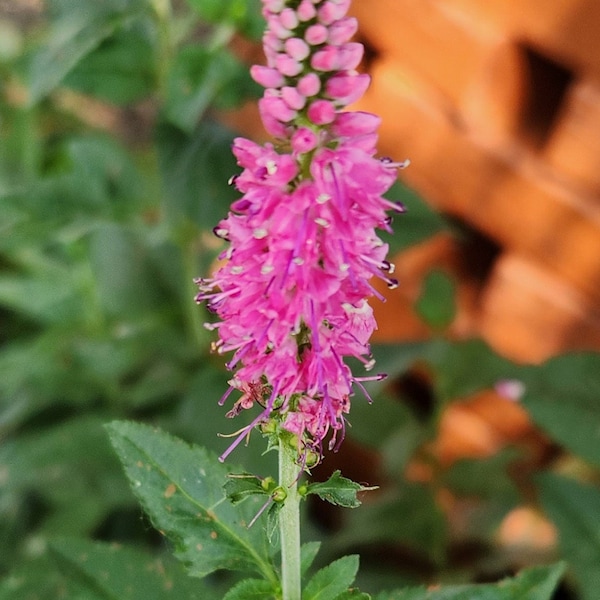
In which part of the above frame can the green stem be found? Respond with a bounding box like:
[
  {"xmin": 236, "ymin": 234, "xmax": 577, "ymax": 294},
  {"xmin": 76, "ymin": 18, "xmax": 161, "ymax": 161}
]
[{"xmin": 279, "ymin": 439, "xmax": 302, "ymax": 600}]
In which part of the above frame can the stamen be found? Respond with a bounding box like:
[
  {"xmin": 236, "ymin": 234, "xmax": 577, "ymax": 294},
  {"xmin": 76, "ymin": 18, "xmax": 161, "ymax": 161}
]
[
  {"xmin": 266, "ymin": 159, "xmax": 278, "ymax": 175},
  {"xmin": 253, "ymin": 228, "xmax": 268, "ymax": 239},
  {"xmin": 213, "ymin": 226, "xmax": 230, "ymax": 240}
]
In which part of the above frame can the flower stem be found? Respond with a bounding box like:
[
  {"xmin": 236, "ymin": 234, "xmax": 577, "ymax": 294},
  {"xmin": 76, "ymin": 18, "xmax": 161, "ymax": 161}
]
[{"xmin": 279, "ymin": 439, "xmax": 302, "ymax": 600}]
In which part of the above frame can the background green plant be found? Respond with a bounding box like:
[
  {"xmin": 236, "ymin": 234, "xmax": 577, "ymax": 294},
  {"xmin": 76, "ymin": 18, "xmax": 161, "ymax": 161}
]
[{"xmin": 0, "ymin": 1, "xmax": 599, "ymax": 598}]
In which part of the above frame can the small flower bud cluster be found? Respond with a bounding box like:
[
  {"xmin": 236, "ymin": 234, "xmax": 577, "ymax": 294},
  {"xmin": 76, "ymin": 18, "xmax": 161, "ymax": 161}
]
[
  {"xmin": 196, "ymin": 0, "xmax": 408, "ymax": 466},
  {"xmin": 251, "ymin": 0, "xmax": 370, "ymax": 143}
]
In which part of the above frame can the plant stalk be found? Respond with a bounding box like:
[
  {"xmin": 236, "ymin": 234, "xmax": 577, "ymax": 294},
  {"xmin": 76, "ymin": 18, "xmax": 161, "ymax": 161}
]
[{"xmin": 279, "ymin": 439, "xmax": 302, "ymax": 600}]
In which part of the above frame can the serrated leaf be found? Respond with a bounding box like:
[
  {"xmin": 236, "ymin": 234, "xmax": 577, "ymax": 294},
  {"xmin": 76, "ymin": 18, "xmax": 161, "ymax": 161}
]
[
  {"xmin": 106, "ymin": 421, "xmax": 277, "ymax": 583},
  {"xmin": 415, "ymin": 270, "xmax": 456, "ymax": 330},
  {"xmin": 222, "ymin": 578, "xmax": 277, "ymax": 600},
  {"xmin": 521, "ymin": 352, "xmax": 600, "ymax": 468},
  {"xmin": 374, "ymin": 562, "xmax": 565, "ymax": 599},
  {"xmin": 224, "ymin": 474, "xmax": 269, "ymax": 505},
  {"xmin": 301, "ymin": 541, "xmax": 321, "ymax": 577},
  {"xmin": 305, "ymin": 471, "xmax": 376, "ymax": 508},
  {"xmin": 303, "ymin": 555, "xmax": 360, "ymax": 600},
  {"xmin": 50, "ymin": 537, "xmax": 206, "ymax": 599},
  {"xmin": 537, "ymin": 473, "xmax": 600, "ymax": 600}
]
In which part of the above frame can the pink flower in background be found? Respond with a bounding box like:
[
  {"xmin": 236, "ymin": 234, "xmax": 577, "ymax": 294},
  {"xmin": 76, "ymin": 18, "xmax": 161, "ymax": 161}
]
[{"xmin": 196, "ymin": 0, "xmax": 408, "ymax": 465}]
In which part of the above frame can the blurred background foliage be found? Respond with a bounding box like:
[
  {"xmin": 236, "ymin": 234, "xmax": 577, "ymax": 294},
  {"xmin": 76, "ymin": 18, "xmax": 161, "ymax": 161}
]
[{"xmin": 0, "ymin": 1, "xmax": 599, "ymax": 599}]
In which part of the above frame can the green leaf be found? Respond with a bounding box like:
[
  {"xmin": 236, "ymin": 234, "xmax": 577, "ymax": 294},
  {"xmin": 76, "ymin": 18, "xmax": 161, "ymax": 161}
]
[
  {"xmin": 429, "ymin": 339, "xmax": 523, "ymax": 402},
  {"xmin": 64, "ymin": 23, "xmax": 156, "ymax": 105},
  {"xmin": 537, "ymin": 473, "xmax": 600, "ymax": 600},
  {"xmin": 185, "ymin": 0, "xmax": 264, "ymax": 39},
  {"xmin": 224, "ymin": 473, "xmax": 270, "ymax": 505},
  {"xmin": 50, "ymin": 537, "xmax": 207, "ymax": 599},
  {"xmin": 521, "ymin": 352, "xmax": 600, "ymax": 468},
  {"xmin": 442, "ymin": 449, "xmax": 521, "ymax": 500},
  {"xmin": 415, "ymin": 270, "xmax": 456, "ymax": 330},
  {"xmin": 335, "ymin": 592, "xmax": 371, "ymax": 600},
  {"xmin": 334, "ymin": 485, "xmax": 447, "ymax": 566},
  {"xmin": 155, "ymin": 120, "xmax": 238, "ymax": 229},
  {"xmin": 301, "ymin": 541, "xmax": 321, "ymax": 577},
  {"xmin": 27, "ymin": 0, "xmax": 148, "ymax": 104},
  {"xmin": 166, "ymin": 46, "xmax": 251, "ymax": 132},
  {"xmin": 374, "ymin": 562, "xmax": 565, "ymax": 599},
  {"xmin": 106, "ymin": 421, "xmax": 277, "ymax": 583},
  {"xmin": 381, "ymin": 182, "xmax": 447, "ymax": 255},
  {"xmin": 303, "ymin": 555, "xmax": 360, "ymax": 600},
  {"xmin": 222, "ymin": 578, "xmax": 277, "ymax": 600},
  {"xmin": 305, "ymin": 471, "xmax": 377, "ymax": 508},
  {"xmin": 0, "ymin": 416, "xmax": 129, "ymax": 534},
  {"xmin": 88, "ymin": 223, "xmax": 161, "ymax": 317},
  {"xmin": 0, "ymin": 555, "xmax": 92, "ymax": 600}
]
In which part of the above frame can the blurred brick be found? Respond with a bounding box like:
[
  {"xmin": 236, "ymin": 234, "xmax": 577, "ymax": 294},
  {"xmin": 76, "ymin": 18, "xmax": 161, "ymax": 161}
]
[
  {"xmin": 460, "ymin": 40, "xmax": 530, "ymax": 145},
  {"xmin": 216, "ymin": 100, "xmax": 267, "ymax": 142},
  {"xmin": 357, "ymin": 59, "xmax": 600, "ymax": 303},
  {"xmin": 440, "ymin": 0, "xmax": 600, "ymax": 77},
  {"xmin": 497, "ymin": 506, "xmax": 557, "ymax": 550},
  {"xmin": 434, "ymin": 402, "xmax": 505, "ymax": 466},
  {"xmin": 350, "ymin": 0, "xmax": 493, "ymax": 109},
  {"xmin": 479, "ymin": 253, "xmax": 600, "ymax": 362},
  {"xmin": 371, "ymin": 234, "xmax": 480, "ymax": 343},
  {"xmin": 545, "ymin": 80, "xmax": 600, "ymax": 194}
]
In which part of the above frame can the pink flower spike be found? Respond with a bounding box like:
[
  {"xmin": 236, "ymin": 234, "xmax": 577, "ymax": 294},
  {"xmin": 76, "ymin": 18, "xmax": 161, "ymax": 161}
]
[
  {"xmin": 305, "ymin": 24, "xmax": 329, "ymax": 46},
  {"xmin": 311, "ymin": 46, "xmax": 340, "ymax": 72},
  {"xmin": 297, "ymin": 0, "xmax": 317, "ymax": 21},
  {"xmin": 198, "ymin": 0, "xmax": 409, "ymax": 465},
  {"xmin": 291, "ymin": 127, "xmax": 319, "ymax": 153},
  {"xmin": 279, "ymin": 7, "xmax": 299, "ymax": 29},
  {"xmin": 331, "ymin": 111, "xmax": 381, "ymax": 137},
  {"xmin": 307, "ymin": 99, "xmax": 336, "ymax": 125},
  {"xmin": 328, "ymin": 17, "xmax": 359, "ymax": 45},
  {"xmin": 297, "ymin": 73, "xmax": 322, "ymax": 97},
  {"xmin": 282, "ymin": 86, "xmax": 307, "ymax": 110},
  {"xmin": 250, "ymin": 65, "xmax": 284, "ymax": 88},
  {"xmin": 268, "ymin": 15, "xmax": 293, "ymax": 39},
  {"xmin": 318, "ymin": 0, "xmax": 351, "ymax": 25},
  {"xmin": 337, "ymin": 42, "xmax": 364, "ymax": 70},
  {"xmin": 326, "ymin": 73, "xmax": 370, "ymax": 105},
  {"xmin": 285, "ymin": 37, "xmax": 311, "ymax": 62},
  {"xmin": 276, "ymin": 53, "xmax": 304, "ymax": 77},
  {"xmin": 263, "ymin": 0, "xmax": 285, "ymax": 12},
  {"xmin": 258, "ymin": 99, "xmax": 290, "ymax": 137},
  {"xmin": 260, "ymin": 95, "xmax": 297, "ymax": 123}
]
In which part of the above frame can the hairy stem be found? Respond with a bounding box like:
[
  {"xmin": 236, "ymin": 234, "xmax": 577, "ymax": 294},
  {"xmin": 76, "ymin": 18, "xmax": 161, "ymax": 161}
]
[{"xmin": 279, "ymin": 439, "xmax": 302, "ymax": 600}]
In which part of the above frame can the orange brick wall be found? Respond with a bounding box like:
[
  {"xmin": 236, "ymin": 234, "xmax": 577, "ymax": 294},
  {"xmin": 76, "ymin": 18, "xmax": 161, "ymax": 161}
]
[{"xmin": 350, "ymin": 0, "xmax": 600, "ymax": 362}]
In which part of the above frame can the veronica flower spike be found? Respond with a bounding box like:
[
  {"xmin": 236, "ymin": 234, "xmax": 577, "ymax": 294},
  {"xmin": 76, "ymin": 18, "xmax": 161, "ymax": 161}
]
[{"xmin": 196, "ymin": 0, "xmax": 408, "ymax": 468}]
